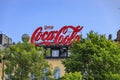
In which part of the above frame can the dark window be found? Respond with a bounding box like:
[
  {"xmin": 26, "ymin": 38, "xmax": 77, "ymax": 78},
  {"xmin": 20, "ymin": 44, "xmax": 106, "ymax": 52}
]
[{"xmin": 0, "ymin": 34, "xmax": 2, "ymax": 44}]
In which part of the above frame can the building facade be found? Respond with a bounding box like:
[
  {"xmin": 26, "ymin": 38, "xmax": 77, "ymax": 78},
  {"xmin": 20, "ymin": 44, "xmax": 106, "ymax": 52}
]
[
  {"xmin": 30, "ymin": 25, "xmax": 83, "ymax": 79},
  {"xmin": 0, "ymin": 34, "xmax": 12, "ymax": 46},
  {"xmin": 0, "ymin": 34, "xmax": 12, "ymax": 80},
  {"xmin": 43, "ymin": 45, "xmax": 69, "ymax": 79}
]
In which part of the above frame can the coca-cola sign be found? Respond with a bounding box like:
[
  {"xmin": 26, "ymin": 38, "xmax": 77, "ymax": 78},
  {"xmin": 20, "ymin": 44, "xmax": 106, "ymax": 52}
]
[{"xmin": 31, "ymin": 26, "xmax": 83, "ymax": 46}]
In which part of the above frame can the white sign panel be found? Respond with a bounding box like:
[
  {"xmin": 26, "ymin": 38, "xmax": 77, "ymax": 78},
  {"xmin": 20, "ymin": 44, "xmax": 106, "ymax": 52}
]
[{"xmin": 52, "ymin": 50, "xmax": 59, "ymax": 57}]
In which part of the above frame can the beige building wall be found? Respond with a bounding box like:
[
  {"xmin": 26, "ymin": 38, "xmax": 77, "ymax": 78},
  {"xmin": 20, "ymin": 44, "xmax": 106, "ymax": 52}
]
[
  {"xmin": 46, "ymin": 59, "xmax": 65, "ymax": 77},
  {"xmin": 0, "ymin": 63, "xmax": 2, "ymax": 80}
]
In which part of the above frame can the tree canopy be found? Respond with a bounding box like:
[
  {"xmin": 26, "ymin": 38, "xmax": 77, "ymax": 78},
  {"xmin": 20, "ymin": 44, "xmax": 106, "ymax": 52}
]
[
  {"xmin": 2, "ymin": 42, "xmax": 51, "ymax": 80},
  {"xmin": 62, "ymin": 31, "xmax": 120, "ymax": 80},
  {"xmin": 61, "ymin": 72, "xmax": 82, "ymax": 80}
]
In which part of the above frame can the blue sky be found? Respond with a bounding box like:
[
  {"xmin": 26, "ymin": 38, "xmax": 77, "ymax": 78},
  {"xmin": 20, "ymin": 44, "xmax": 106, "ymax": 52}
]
[{"xmin": 0, "ymin": 0, "xmax": 120, "ymax": 43}]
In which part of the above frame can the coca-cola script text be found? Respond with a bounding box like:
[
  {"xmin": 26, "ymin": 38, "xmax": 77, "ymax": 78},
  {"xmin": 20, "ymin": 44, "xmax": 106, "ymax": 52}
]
[{"xmin": 31, "ymin": 26, "xmax": 83, "ymax": 46}]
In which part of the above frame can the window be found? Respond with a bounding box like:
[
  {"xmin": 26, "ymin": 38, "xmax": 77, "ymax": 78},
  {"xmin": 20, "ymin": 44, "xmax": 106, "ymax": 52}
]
[
  {"xmin": 43, "ymin": 68, "xmax": 49, "ymax": 80},
  {"xmin": 68, "ymin": 50, "xmax": 71, "ymax": 57},
  {"xmin": 54, "ymin": 67, "xmax": 60, "ymax": 79},
  {"xmin": 6, "ymin": 74, "xmax": 10, "ymax": 80},
  {"xmin": 30, "ymin": 74, "xmax": 35, "ymax": 80},
  {"xmin": 52, "ymin": 50, "xmax": 59, "ymax": 57}
]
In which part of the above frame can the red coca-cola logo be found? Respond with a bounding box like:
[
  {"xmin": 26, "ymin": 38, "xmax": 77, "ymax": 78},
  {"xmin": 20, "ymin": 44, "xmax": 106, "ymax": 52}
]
[{"xmin": 31, "ymin": 26, "xmax": 83, "ymax": 46}]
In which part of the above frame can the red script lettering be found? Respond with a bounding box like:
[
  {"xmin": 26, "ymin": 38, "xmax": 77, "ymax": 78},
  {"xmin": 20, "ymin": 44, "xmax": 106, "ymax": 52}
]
[{"xmin": 31, "ymin": 26, "xmax": 83, "ymax": 46}]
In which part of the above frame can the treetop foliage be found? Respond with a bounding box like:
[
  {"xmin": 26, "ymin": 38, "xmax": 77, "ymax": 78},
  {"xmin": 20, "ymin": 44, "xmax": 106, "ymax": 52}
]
[
  {"xmin": 1, "ymin": 42, "xmax": 51, "ymax": 80},
  {"xmin": 62, "ymin": 31, "xmax": 120, "ymax": 80}
]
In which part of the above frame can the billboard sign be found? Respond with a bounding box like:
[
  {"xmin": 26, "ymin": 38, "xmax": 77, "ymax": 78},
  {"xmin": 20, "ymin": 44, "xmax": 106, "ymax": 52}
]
[{"xmin": 31, "ymin": 25, "xmax": 83, "ymax": 46}]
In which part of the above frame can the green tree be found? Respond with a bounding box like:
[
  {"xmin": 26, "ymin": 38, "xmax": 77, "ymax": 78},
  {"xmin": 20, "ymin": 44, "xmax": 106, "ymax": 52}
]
[
  {"xmin": 3, "ymin": 42, "xmax": 51, "ymax": 80},
  {"xmin": 62, "ymin": 31, "xmax": 120, "ymax": 80},
  {"xmin": 61, "ymin": 72, "xmax": 82, "ymax": 80}
]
